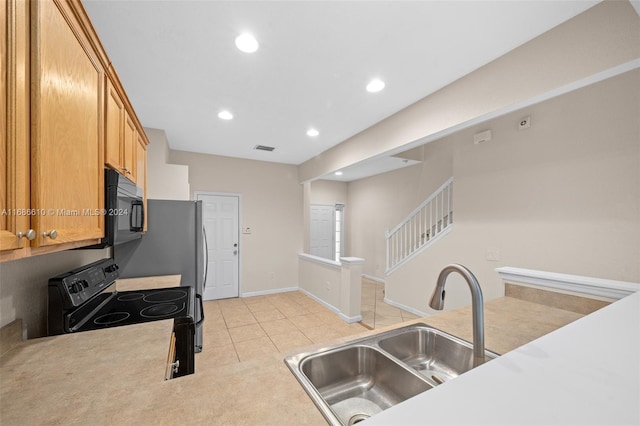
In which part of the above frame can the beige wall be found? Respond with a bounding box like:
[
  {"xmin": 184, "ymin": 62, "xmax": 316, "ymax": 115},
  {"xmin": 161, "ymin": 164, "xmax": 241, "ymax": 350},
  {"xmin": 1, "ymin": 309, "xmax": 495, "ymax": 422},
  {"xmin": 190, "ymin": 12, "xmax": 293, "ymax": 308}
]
[
  {"xmin": 354, "ymin": 69, "xmax": 640, "ymax": 314},
  {"xmin": 310, "ymin": 180, "xmax": 347, "ymax": 205},
  {"xmin": 145, "ymin": 127, "xmax": 190, "ymax": 200},
  {"xmin": 299, "ymin": 1, "xmax": 640, "ymax": 182},
  {"xmin": 169, "ymin": 151, "xmax": 303, "ymax": 295},
  {"xmin": 298, "ymin": 254, "xmax": 363, "ymax": 321},
  {"xmin": 347, "ymin": 138, "xmax": 454, "ymax": 278},
  {"xmin": 298, "ymin": 256, "xmax": 342, "ymax": 311},
  {"xmin": 0, "ymin": 248, "xmax": 109, "ymax": 338}
]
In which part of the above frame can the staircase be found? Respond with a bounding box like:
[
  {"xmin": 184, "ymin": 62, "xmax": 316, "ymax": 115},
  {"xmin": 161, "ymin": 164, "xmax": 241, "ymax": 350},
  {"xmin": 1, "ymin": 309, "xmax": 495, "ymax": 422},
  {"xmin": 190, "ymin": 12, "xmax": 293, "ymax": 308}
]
[{"xmin": 385, "ymin": 177, "xmax": 453, "ymax": 275}]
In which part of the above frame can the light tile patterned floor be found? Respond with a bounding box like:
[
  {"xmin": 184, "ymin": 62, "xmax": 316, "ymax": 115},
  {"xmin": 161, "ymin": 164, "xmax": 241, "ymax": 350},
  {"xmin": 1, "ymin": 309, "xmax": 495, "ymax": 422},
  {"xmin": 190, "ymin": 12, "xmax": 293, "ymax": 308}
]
[
  {"xmin": 199, "ymin": 291, "xmax": 369, "ymax": 368},
  {"xmin": 198, "ymin": 279, "xmax": 419, "ymax": 370},
  {"xmin": 360, "ymin": 277, "xmax": 419, "ymax": 329}
]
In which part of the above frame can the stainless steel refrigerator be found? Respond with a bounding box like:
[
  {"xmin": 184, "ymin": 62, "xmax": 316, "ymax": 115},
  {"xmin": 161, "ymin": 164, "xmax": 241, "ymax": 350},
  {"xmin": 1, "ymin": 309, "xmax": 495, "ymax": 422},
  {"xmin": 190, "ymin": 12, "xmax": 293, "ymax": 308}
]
[{"xmin": 114, "ymin": 199, "xmax": 206, "ymax": 352}]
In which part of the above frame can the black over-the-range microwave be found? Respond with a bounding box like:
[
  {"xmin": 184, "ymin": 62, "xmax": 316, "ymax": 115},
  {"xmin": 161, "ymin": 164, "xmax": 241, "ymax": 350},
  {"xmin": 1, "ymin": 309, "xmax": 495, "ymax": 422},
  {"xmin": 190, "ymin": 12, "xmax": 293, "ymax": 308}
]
[{"xmin": 88, "ymin": 169, "xmax": 144, "ymax": 248}]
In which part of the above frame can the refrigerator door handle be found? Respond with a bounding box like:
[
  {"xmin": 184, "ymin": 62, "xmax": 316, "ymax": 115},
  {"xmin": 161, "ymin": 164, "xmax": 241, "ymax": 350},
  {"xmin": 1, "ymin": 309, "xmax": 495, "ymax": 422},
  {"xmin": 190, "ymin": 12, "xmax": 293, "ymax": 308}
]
[
  {"xmin": 195, "ymin": 293, "xmax": 205, "ymax": 326},
  {"xmin": 202, "ymin": 227, "xmax": 209, "ymax": 292}
]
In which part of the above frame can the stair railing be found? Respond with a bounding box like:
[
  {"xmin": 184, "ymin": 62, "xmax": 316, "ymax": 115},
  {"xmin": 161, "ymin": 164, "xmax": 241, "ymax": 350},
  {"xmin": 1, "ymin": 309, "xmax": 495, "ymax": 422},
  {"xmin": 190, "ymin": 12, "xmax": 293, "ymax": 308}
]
[{"xmin": 385, "ymin": 177, "xmax": 453, "ymax": 274}]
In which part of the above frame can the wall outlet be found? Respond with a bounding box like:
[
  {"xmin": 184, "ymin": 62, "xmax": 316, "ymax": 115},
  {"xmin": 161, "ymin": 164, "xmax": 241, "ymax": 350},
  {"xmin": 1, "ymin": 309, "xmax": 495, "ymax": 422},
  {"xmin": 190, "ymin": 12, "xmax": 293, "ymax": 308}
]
[{"xmin": 518, "ymin": 116, "xmax": 531, "ymax": 130}]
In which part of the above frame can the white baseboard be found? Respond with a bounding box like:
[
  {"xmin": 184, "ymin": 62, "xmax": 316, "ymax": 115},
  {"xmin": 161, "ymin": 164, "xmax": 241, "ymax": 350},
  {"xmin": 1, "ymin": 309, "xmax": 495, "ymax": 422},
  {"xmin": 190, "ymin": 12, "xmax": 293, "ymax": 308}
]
[
  {"xmin": 241, "ymin": 286, "xmax": 362, "ymax": 323},
  {"xmin": 362, "ymin": 274, "xmax": 384, "ymax": 284},
  {"xmin": 298, "ymin": 288, "xmax": 339, "ymax": 312},
  {"xmin": 298, "ymin": 288, "xmax": 361, "ymax": 323},
  {"xmin": 241, "ymin": 286, "xmax": 299, "ymax": 298},
  {"xmin": 383, "ymin": 297, "xmax": 428, "ymax": 318},
  {"xmin": 339, "ymin": 313, "xmax": 363, "ymax": 323}
]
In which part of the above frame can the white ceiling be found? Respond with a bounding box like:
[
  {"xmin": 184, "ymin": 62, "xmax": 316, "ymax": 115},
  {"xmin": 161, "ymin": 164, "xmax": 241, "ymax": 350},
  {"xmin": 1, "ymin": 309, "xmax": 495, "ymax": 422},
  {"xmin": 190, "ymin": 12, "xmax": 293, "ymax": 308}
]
[{"xmin": 83, "ymin": 0, "xmax": 599, "ymax": 173}]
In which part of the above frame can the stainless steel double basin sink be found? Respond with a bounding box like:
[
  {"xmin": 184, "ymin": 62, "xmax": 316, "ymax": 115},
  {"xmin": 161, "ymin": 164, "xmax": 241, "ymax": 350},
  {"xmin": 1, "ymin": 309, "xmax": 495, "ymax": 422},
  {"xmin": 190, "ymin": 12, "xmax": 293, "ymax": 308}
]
[{"xmin": 285, "ymin": 323, "xmax": 499, "ymax": 426}]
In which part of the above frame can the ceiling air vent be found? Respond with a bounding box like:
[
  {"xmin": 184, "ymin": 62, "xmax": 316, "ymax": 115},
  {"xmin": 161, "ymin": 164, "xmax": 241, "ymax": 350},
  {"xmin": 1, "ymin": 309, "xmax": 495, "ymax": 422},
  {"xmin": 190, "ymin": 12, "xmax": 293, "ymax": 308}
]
[{"xmin": 254, "ymin": 145, "xmax": 275, "ymax": 152}]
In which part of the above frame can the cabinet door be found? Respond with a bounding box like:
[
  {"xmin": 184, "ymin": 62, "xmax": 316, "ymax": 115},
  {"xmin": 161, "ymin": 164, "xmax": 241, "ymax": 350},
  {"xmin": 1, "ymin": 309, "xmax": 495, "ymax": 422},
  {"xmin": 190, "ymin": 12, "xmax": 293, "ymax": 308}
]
[
  {"xmin": 104, "ymin": 78, "xmax": 124, "ymax": 171},
  {"xmin": 0, "ymin": 0, "xmax": 31, "ymax": 255},
  {"xmin": 123, "ymin": 111, "xmax": 136, "ymax": 183},
  {"xmin": 30, "ymin": 0, "xmax": 104, "ymax": 247}
]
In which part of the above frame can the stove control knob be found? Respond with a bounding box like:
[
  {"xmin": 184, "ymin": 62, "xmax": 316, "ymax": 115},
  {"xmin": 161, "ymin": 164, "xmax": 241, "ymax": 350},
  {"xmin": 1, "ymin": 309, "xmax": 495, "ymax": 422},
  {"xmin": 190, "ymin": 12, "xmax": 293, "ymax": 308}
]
[
  {"xmin": 104, "ymin": 264, "xmax": 119, "ymax": 273},
  {"xmin": 78, "ymin": 280, "xmax": 88, "ymax": 290}
]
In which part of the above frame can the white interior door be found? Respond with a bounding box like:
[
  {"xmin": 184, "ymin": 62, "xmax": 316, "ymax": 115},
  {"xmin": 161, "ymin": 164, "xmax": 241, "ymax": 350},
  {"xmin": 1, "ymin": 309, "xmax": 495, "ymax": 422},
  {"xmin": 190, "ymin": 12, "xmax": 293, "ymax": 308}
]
[
  {"xmin": 197, "ymin": 194, "xmax": 239, "ymax": 300},
  {"xmin": 310, "ymin": 205, "xmax": 334, "ymax": 260}
]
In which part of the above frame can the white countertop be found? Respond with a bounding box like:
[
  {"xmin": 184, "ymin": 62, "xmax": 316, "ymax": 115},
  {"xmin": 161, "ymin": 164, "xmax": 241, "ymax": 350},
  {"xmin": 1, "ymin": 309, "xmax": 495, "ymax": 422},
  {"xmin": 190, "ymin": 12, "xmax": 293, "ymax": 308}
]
[{"xmin": 366, "ymin": 291, "xmax": 640, "ymax": 426}]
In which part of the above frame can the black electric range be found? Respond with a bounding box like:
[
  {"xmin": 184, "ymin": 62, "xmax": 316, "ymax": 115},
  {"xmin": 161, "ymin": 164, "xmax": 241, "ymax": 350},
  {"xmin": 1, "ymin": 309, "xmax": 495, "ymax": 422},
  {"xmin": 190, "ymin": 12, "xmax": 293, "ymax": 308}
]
[{"xmin": 47, "ymin": 258, "xmax": 202, "ymax": 378}]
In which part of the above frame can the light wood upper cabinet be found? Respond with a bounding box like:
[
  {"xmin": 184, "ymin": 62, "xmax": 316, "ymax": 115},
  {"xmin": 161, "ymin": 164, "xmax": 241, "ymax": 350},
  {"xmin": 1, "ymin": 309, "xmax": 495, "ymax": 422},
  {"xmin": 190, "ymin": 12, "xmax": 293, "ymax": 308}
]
[
  {"xmin": 123, "ymin": 111, "xmax": 137, "ymax": 182},
  {"xmin": 105, "ymin": 76, "xmax": 138, "ymax": 184},
  {"xmin": 1, "ymin": 0, "xmax": 148, "ymax": 261},
  {"xmin": 1, "ymin": 0, "xmax": 107, "ymax": 259},
  {"xmin": 1, "ymin": 0, "xmax": 32, "ymax": 256},
  {"xmin": 105, "ymin": 78, "xmax": 124, "ymax": 171},
  {"xmin": 29, "ymin": 0, "xmax": 104, "ymax": 248}
]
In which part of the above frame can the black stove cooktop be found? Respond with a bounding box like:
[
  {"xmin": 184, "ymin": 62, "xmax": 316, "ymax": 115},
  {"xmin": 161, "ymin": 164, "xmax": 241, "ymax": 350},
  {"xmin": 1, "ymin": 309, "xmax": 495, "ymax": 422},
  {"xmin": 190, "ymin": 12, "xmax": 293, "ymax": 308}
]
[
  {"xmin": 69, "ymin": 286, "xmax": 193, "ymax": 332},
  {"xmin": 47, "ymin": 258, "xmax": 200, "ymax": 379},
  {"xmin": 48, "ymin": 258, "xmax": 195, "ymax": 335}
]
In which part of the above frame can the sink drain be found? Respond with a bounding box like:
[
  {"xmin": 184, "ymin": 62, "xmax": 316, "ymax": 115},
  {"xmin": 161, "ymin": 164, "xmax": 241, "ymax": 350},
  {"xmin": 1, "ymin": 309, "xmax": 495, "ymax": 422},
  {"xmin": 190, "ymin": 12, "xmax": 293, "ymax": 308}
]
[{"xmin": 348, "ymin": 414, "xmax": 371, "ymax": 425}]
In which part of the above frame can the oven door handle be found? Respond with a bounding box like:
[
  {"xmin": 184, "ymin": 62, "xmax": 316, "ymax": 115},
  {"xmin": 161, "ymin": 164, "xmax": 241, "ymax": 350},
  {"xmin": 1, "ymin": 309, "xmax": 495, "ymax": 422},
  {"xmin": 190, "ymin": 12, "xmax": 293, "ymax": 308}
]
[{"xmin": 195, "ymin": 293, "xmax": 205, "ymax": 327}]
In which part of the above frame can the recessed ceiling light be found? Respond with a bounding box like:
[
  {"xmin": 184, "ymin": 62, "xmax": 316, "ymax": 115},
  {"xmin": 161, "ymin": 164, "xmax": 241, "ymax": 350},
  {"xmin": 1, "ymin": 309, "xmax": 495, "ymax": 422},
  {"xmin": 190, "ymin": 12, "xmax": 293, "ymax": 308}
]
[
  {"xmin": 235, "ymin": 33, "xmax": 259, "ymax": 53},
  {"xmin": 334, "ymin": 171, "xmax": 343, "ymax": 176},
  {"xmin": 306, "ymin": 128, "xmax": 319, "ymax": 137},
  {"xmin": 218, "ymin": 110, "xmax": 233, "ymax": 120},
  {"xmin": 366, "ymin": 78, "xmax": 385, "ymax": 93}
]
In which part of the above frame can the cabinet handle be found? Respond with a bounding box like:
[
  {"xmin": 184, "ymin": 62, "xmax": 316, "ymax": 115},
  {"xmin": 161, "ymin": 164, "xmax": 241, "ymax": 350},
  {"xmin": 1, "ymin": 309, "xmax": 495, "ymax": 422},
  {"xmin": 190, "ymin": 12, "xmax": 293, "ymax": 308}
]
[
  {"xmin": 43, "ymin": 230, "xmax": 58, "ymax": 240},
  {"xmin": 17, "ymin": 229, "xmax": 36, "ymax": 240}
]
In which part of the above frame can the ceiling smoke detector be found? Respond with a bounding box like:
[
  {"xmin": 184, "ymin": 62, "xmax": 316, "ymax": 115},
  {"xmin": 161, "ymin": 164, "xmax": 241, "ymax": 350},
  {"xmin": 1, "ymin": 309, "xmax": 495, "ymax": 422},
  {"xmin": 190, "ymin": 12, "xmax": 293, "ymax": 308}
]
[{"xmin": 254, "ymin": 145, "xmax": 275, "ymax": 152}]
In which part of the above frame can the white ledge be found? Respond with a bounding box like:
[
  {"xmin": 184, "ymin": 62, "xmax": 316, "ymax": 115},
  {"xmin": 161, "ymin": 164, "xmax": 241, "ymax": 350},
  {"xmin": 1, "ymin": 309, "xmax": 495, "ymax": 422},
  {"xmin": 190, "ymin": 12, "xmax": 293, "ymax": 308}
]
[
  {"xmin": 298, "ymin": 253, "xmax": 341, "ymax": 269},
  {"xmin": 339, "ymin": 257, "xmax": 365, "ymax": 265},
  {"xmin": 496, "ymin": 266, "xmax": 639, "ymax": 300}
]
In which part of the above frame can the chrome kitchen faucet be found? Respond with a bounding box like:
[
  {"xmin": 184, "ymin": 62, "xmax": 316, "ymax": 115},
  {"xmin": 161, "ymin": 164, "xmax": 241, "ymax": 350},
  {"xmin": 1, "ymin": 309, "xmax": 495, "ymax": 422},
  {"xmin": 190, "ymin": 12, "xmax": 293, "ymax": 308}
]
[{"xmin": 429, "ymin": 264, "xmax": 486, "ymax": 367}]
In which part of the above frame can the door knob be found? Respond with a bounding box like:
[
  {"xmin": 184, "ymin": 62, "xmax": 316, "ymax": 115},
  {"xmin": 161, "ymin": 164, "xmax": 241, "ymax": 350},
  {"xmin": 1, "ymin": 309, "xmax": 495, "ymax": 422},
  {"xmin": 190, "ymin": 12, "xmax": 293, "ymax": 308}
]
[
  {"xmin": 17, "ymin": 229, "xmax": 36, "ymax": 240},
  {"xmin": 43, "ymin": 230, "xmax": 58, "ymax": 239}
]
